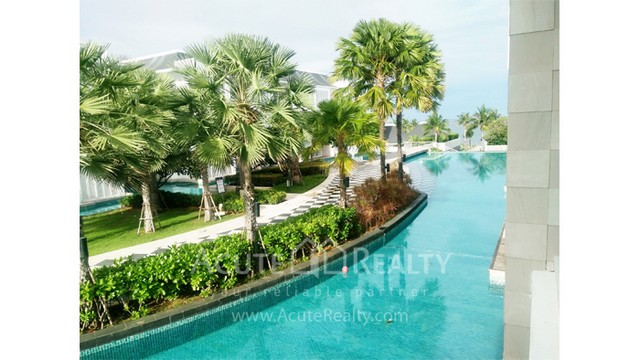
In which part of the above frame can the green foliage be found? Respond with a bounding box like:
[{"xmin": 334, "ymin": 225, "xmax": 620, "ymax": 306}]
[
  {"xmin": 225, "ymin": 173, "xmax": 285, "ymax": 187},
  {"xmin": 224, "ymin": 163, "xmax": 328, "ymax": 186},
  {"xmin": 80, "ymin": 206, "xmax": 359, "ymax": 331},
  {"xmin": 409, "ymin": 133, "xmax": 458, "ymax": 143},
  {"xmin": 257, "ymin": 189, "xmax": 287, "ymax": 204},
  {"xmin": 260, "ymin": 206, "xmax": 360, "ymax": 262},
  {"xmin": 298, "ymin": 162, "xmax": 330, "ymax": 176},
  {"xmin": 119, "ymin": 189, "xmax": 284, "ymax": 212},
  {"xmin": 484, "ymin": 117, "xmax": 508, "ymax": 145}
]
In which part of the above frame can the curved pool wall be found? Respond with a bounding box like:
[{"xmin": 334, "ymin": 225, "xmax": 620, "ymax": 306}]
[{"xmin": 81, "ymin": 152, "xmax": 506, "ymax": 359}]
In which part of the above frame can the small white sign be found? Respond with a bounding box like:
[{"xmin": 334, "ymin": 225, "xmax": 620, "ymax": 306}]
[{"xmin": 216, "ymin": 177, "xmax": 225, "ymax": 193}]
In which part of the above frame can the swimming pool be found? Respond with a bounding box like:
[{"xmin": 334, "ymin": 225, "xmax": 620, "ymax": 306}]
[
  {"xmin": 81, "ymin": 152, "xmax": 506, "ymax": 359},
  {"xmin": 80, "ymin": 198, "xmax": 123, "ymax": 216},
  {"xmin": 159, "ymin": 182, "xmax": 206, "ymax": 195}
]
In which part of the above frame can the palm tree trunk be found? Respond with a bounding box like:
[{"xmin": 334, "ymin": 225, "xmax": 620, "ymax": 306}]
[
  {"xmin": 240, "ymin": 159, "xmax": 258, "ymax": 251},
  {"xmin": 200, "ymin": 165, "xmax": 215, "ymax": 222},
  {"xmin": 140, "ymin": 179, "xmax": 155, "ymax": 233},
  {"xmin": 338, "ymin": 143, "xmax": 348, "ymax": 209},
  {"xmin": 235, "ymin": 158, "xmax": 244, "ymax": 190},
  {"xmin": 379, "ymin": 118, "xmax": 387, "ymax": 181},
  {"xmin": 435, "ymin": 132, "xmax": 438, "ymax": 144},
  {"xmin": 376, "ymin": 74, "xmax": 387, "ymax": 181},
  {"xmin": 395, "ymin": 111, "xmax": 404, "ymax": 180},
  {"xmin": 286, "ymin": 153, "xmax": 303, "ymax": 185}
]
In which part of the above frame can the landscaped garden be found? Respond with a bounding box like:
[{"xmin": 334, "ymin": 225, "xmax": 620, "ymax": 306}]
[{"xmin": 79, "ymin": 18, "xmax": 443, "ymax": 335}]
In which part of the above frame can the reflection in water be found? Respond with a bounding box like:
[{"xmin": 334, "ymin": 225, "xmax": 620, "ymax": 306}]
[
  {"xmin": 459, "ymin": 153, "xmax": 506, "ymax": 182},
  {"xmin": 423, "ymin": 154, "xmax": 451, "ymax": 177}
]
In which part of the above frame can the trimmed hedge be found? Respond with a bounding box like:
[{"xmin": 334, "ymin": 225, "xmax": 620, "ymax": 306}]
[
  {"xmin": 119, "ymin": 189, "xmax": 286, "ymax": 213},
  {"xmin": 224, "ymin": 162, "xmax": 329, "ymax": 185},
  {"xmin": 225, "ymin": 173, "xmax": 285, "ymax": 187},
  {"xmin": 80, "ymin": 205, "xmax": 360, "ymax": 331},
  {"xmin": 299, "ymin": 161, "xmax": 330, "ymax": 176}
]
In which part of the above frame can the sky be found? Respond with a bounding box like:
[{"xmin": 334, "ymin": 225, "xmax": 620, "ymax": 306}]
[{"xmin": 80, "ymin": 0, "xmax": 508, "ymax": 120}]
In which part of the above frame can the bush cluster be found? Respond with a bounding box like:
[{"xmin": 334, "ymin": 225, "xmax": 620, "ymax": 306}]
[
  {"xmin": 80, "ymin": 205, "xmax": 359, "ymax": 332},
  {"xmin": 224, "ymin": 162, "xmax": 328, "ymax": 186},
  {"xmin": 350, "ymin": 172, "xmax": 420, "ymax": 231},
  {"xmin": 118, "ymin": 189, "xmax": 286, "ymax": 213},
  {"xmin": 261, "ymin": 206, "xmax": 360, "ymax": 262},
  {"xmin": 225, "ymin": 173, "xmax": 285, "ymax": 187}
]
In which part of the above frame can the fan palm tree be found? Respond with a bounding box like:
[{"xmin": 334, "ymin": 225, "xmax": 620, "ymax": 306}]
[
  {"xmin": 267, "ymin": 73, "xmax": 315, "ymax": 185},
  {"xmin": 389, "ymin": 23, "xmax": 445, "ymax": 179},
  {"xmin": 80, "ymin": 43, "xmax": 175, "ymax": 233},
  {"xmin": 170, "ymin": 87, "xmax": 231, "ymax": 222},
  {"xmin": 305, "ymin": 98, "xmax": 382, "ymax": 208},
  {"xmin": 180, "ymin": 34, "xmax": 312, "ymax": 246},
  {"xmin": 423, "ymin": 111, "xmax": 450, "ymax": 143},
  {"xmin": 334, "ymin": 18, "xmax": 409, "ymax": 180}
]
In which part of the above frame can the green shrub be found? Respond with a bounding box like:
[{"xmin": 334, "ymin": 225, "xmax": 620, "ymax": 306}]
[
  {"xmin": 80, "ymin": 233, "xmax": 251, "ymax": 331},
  {"xmin": 225, "ymin": 173, "xmax": 286, "ymax": 187},
  {"xmin": 257, "ymin": 189, "xmax": 287, "ymax": 204},
  {"xmin": 222, "ymin": 197, "xmax": 244, "ymax": 213},
  {"xmin": 260, "ymin": 206, "xmax": 360, "ymax": 262},
  {"xmin": 119, "ymin": 194, "xmax": 143, "ymax": 208},
  {"xmin": 299, "ymin": 161, "xmax": 330, "ymax": 176},
  {"xmin": 80, "ymin": 205, "xmax": 360, "ymax": 332}
]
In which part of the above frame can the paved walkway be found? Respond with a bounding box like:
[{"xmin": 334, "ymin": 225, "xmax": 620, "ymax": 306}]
[{"xmin": 88, "ymin": 145, "xmax": 431, "ymax": 268}]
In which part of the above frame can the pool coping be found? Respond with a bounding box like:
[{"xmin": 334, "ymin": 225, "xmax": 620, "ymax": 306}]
[{"xmin": 80, "ymin": 192, "xmax": 429, "ymax": 351}]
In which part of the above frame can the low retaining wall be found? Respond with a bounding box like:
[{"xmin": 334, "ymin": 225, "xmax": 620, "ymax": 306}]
[{"xmin": 485, "ymin": 145, "xmax": 508, "ymax": 152}]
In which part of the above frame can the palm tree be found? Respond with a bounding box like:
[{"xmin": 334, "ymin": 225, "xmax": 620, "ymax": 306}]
[
  {"xmin": 423, "ymin": 111, "xmax": 450, "ymax": 143},
  {"xmin": 267, "ymin": 74, "xmax": 315, "ymax": 185},
  {"xmin": 305, "ymin": 98, "xmax": 382, "ymax": 208},
  {"xmin": 457, "ymin": 112, "xmax": 476, "ymax": 148},
  {"xmin": 388, "ymin": 23, "xmax": 445, "ymax": 179},
  {"xmin": 402, "ymin": 118, "xmax": 419, "ymax": 135},
  {"xmin": 333, "ymin": 18, "xmax": 409, "ymax": 180},
  {"xmin": 180, "ymin": 34, "xmax": 312, "ymax": 246},
  {"xmin": 170, "ymin": 87, "xmax": 231, "ymax": 222},
  {"xmin": 80, "ymin": 43, "xmax": 175, "ymax": 233},
  {"xmin": 472, "ymin": 104, "xmax": 500, "ymax": 141}
]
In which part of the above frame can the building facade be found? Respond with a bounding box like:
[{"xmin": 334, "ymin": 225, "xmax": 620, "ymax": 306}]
[{"xmin": 503, "ymin": 0, "xmax": 559, "ymax": 358}]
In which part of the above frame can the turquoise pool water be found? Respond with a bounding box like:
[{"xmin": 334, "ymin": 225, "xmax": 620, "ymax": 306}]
[
  {"xmin": 160, "ymin": 182, "xmax": 205, "ymax": 195},
  {"xmin": 80, "ymin": 198, "xmax": 123, "ymax": 216},
  {"xmin": 82, "ymin": 152, "xmax": 506, "ymax": 359}
]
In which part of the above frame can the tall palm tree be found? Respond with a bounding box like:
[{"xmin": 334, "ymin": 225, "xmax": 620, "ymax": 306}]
[
  {"xmin": 180, "ymin": 34, "xmax": 312, "ymax": 247},
  {"xmin": 305, "ymin": 98, "xmax": 382, "ymax": 208},
  {"xmin": 389, "ymin": 22, "xmax": 445, "ymax": 179},
  {"xmin": 473, "ymin": 104, "xmax": 500, "ymax": 141},
  {"xmin": 80, "ymin": 43, "xmax": 175, "ymax": 233},
  {"xmin": 333, "ymin": 18, "xmax": 409, "ymax": 181},
  {"xmin": 423, "ymin": 111, "xmax": 450, "ymax": 143},
  {"xmin": 457, "ymin": 112, "xmax": 476, "ymax": 148}
]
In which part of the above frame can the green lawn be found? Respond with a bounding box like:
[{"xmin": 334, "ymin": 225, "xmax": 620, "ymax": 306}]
[
  {"xmin": 83, "ymin": 208, "xmax": 241, "ymax": 255},
  {"xmin": 273, "ymin": 174, "xmax": 328, "ymax": 193}
]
